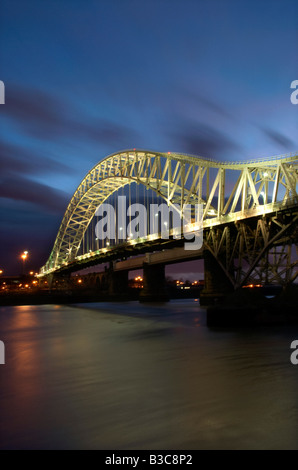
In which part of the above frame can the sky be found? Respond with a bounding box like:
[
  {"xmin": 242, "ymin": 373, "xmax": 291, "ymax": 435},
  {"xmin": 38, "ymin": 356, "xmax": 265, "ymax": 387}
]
[{"xmin": 0, "ymin": 0, "xmax": 297, "ymax": 276}]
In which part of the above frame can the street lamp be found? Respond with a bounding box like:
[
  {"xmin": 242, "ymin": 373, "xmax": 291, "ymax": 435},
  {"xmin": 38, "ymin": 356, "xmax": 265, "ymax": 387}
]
[{"xmin": 21, "ymin": 251, "xmax": 29, "ymax": 275}]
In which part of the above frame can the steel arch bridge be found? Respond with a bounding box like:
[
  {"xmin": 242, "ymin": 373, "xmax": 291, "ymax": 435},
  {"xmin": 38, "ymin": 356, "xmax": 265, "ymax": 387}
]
[{"xmin": 40, "ymin": 149, "xmax": 298, "ymax": 288}]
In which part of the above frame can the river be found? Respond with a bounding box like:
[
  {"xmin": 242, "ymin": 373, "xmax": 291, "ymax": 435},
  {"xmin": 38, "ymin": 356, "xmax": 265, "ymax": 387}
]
[{"xmin": 0, "ymin": 300, "xmax": 298, "ymax": 449}]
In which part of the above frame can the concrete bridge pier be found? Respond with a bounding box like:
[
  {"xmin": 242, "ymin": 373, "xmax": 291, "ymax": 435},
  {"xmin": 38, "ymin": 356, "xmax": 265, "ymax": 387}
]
[
  {"xmin": 44, "ymin": 273, "xmax": 54, "ymax": 289},
  {"xmin": 200, "ymin": 250, "xmax": 234, "ymax": 306},
  {"xmin": 108, "ymin": 264, "xmax": 129, "ymax": 299},
  {"xmin": 46, "ymin": 272, "xmax": 72, "ymax": 292},
  {"xmin": 139, "ymin": 263, "xmax": 169, "ymax": 302}
]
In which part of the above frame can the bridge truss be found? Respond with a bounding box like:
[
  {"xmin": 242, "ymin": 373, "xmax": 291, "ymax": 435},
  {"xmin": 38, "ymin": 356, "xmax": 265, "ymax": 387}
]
[{"xmin": 40, "ymin": 150, "xmax": 298, "ymax": 288}]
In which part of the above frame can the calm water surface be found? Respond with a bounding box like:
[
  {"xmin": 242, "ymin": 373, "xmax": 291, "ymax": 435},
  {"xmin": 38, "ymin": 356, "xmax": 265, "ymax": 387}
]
[{"xmin": 0, "ymin": 300, "xmax": 298, "ymax": 449}]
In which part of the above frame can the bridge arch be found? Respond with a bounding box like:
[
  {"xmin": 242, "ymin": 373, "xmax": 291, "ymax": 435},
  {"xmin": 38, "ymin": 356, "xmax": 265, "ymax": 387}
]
[
  {"xmin": 40, "ymin": 149, "xmax": 298, "ymax": 276},
  {"xmin": 43, "ymin": 150, "xmax": 197, "ymax": 272}
]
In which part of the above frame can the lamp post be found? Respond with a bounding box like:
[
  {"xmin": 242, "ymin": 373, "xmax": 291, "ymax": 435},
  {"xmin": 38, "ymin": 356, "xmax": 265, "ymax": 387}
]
[{"xmin": 21, "ymin": 251, "xmax": 28, "ymax": 275}]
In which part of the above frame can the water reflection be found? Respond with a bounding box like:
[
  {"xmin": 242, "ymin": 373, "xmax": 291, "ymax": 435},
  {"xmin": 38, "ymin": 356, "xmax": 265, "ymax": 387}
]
[{"xmin": 0, "ymin": 301, "xmax": 298, "ymax": 449}]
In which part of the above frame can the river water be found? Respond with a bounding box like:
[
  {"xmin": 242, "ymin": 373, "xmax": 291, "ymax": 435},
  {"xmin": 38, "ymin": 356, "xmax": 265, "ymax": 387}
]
[{"xmin": 0, "ymin": 300, "xmax": 298, "ymax": 449}]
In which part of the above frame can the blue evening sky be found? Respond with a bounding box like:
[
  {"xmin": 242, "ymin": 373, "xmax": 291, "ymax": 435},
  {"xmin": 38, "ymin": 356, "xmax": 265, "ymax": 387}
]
[{"xmin": 0, "ymin": 0, "xmax": 297, "ymax": 274}]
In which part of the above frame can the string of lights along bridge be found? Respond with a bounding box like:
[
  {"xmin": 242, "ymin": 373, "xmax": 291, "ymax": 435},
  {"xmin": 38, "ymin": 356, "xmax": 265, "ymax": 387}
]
[{"xmin": 39, "ymin": 150, "xmax": 298, "ymax": 298}]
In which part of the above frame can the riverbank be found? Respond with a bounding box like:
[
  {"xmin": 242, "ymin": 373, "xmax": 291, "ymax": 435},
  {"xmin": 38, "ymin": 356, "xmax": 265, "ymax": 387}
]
[
  {"xmin": 0, "ymin": 285, "xmax": 202, "ymax": 306},
  {"xmin": 207, "ymin": 284, "xmax": 298, "ymax": 326}
]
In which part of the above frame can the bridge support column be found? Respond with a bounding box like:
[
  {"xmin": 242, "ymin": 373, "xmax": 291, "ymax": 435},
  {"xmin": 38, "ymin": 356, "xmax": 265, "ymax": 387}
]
[
  {"xmin": 200, "ymin": 250, "xmax": 233, "ymax": 306},
  {"xmin": 45, "ymin": 273, "xmax": 54, "ymax": 289},
  {"xmin": 108, "ymin": 266, "xmax": 129, "ymax": 299},
  {"xmin": 46, "ymin": 273, "xmax": 72, "ymax": 292},
  {"xmin": 139, "ymin": 263, "xmax": 169, "ymax": 302}
]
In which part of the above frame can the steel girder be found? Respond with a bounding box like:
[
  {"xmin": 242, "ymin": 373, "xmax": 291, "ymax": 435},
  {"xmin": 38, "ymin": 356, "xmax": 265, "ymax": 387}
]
[
  {"xmin": 40, "ymin": 150, "xmax": 298, "ymax": 276},
  {"xmin": 204, "ymin": 207, "xmax": 298, "ymax": 288}
]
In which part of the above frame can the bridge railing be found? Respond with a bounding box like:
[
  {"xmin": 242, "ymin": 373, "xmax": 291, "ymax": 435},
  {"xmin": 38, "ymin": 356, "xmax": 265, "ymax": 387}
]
[{"xmin": 169, "ymin": 151, "xmax": 298, "ymax": 166}]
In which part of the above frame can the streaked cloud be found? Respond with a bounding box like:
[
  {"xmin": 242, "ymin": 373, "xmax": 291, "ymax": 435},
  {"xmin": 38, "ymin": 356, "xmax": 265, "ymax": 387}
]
[{"xmin": 0, "ymin": 174, "xmax": 70, "ymax": 214}]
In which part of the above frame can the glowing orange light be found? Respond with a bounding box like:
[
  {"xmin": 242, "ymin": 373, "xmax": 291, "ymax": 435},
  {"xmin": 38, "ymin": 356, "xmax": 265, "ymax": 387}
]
[{"xmin": 21, "ymin": 251, "xmax": 29, "ymax": 263}]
